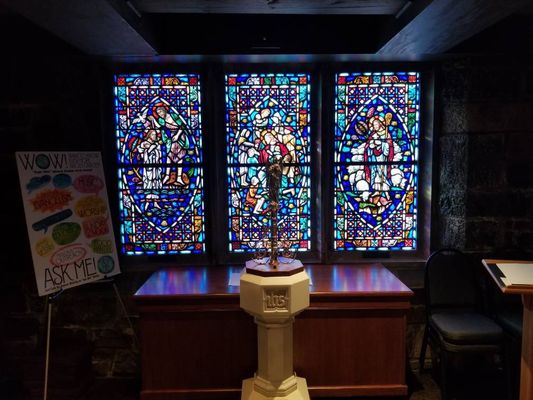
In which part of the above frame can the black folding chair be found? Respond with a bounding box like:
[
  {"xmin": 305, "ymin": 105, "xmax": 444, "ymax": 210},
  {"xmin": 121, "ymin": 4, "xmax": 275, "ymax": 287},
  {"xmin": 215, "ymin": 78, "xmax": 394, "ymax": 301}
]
[{"xmin": 419, "ymin": 248, "xmax": 504, "ymax": 400}]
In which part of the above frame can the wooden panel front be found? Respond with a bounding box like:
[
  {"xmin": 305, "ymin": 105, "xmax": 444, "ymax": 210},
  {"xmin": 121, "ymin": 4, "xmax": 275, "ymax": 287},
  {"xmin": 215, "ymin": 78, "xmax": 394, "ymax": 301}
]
[
  {"xmin": 141, "ymin": 310, "xmax": 257, "ymax": 392},
  {"xmin": 295, "ymin": 309, "xmax": 407, "ymax": 393},
  {"xmin": 135, "ymin": 264, "xmax": 412, "ymax": 399}
]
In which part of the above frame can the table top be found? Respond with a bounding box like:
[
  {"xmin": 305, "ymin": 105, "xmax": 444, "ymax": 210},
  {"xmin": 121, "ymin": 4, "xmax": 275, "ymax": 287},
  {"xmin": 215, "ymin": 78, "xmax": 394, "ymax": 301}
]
[{"xmin": 134, "ymin": 263, "xmax": 413, "ymax": 298}]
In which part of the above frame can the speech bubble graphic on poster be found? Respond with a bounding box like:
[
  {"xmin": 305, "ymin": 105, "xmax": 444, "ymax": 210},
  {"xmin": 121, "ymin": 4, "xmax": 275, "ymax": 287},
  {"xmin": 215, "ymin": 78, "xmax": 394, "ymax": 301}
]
[
  {"xmin": 51, "ymin": 222, "xmax": 81, "ymax": 245},
  {"xmin": 75, "ymin": 195, "xmax": 107, "ymax": 218},
  {"xmin": 35, "ymin": 237, "xmax": 55, "ymax": 257},
  {"xmin": 97, "ymin": 255, "xmax": 115, "ymax": 274},
  {"xmin": 53, "ymin": 174, "xmax": 72, "ymax": 189},
  {"xmin": 50, "ymin": 244, "xmax": 87, "ymax": 266},
  {"xmin": 16, "ymin": 152, "xmax": 121, "ymax": 296},
  {"xmin": 32, "ymin": 209, "xmax": 73, "ymax": 233},
  {"xmin": 82, "ymin": 215, "xmax": 109, "ymax": 238},
  {"xmin": 74, "ymin": 175, "xmax": 104, "ymax": 195},
  {"xmin": 26, "ymin": 175, "xmax": 51, "ymax": 193},
  {"xmin": 30, "ymin": 189, "xmax": 72, "ymax": 213},
  {"xmin": 90, "ymin": 238, "xmax": 113, "ymax": 254}
]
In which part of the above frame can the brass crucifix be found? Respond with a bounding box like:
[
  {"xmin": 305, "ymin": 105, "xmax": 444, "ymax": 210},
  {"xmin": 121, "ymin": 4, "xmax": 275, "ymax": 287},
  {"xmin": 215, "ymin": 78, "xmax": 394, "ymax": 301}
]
[
  {"xmin": 266, "ymin": 159, "xmax": 282, "ymax": 269},
  {"xmin": 251, "ymin": 157, "xmax": 297, "ymax": 270}
]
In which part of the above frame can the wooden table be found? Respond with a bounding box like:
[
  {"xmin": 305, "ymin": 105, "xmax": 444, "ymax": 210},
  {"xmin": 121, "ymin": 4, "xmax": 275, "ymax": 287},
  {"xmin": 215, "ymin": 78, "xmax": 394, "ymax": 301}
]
[
  {"xmin": 483, "ymin": 259, "xmax": 533, "ymax": 400},
  {"xmin": 134, "ymin": 263, "xmax": 413, "ymax": 400}
]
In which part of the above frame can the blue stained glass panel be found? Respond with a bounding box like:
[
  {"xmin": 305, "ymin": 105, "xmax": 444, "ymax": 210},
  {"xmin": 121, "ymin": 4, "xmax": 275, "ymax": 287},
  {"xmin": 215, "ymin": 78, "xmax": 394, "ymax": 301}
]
[
  {"xmin": 334, "ymin": 72, "xmax": 420, "ymax": 251},
  {"xmin": 225, "ymin": 73, "xmax": 312, "ymax": 252},
  {"xmin": 114, "ymin": 73, "xmax": 205, "ymax": 255}
]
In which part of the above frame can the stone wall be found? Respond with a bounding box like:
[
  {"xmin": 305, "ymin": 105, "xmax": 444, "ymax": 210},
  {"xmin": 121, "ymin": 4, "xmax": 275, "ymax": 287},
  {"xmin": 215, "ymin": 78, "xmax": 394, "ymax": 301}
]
[{"xmin": 436, "ymin": 56, "xmax": 533, "ymax": 259}]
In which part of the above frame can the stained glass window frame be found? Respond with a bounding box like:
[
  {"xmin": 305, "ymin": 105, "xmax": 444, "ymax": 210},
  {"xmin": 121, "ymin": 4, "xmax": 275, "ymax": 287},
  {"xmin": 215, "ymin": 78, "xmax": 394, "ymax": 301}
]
[
  {"xmin": 327, "ymin": 68, "xmax": 432, "ymax": 260},
  {"xmin": 112, "ymin": 72, "xmax": 209, "ymax": 258},
  {"xmin": 109, "ymin": 65, "xmax": 432, "ymax": 264},
  {"xmin": 218, "ymin": 68, "xmax": 321, "ymax": 263}
]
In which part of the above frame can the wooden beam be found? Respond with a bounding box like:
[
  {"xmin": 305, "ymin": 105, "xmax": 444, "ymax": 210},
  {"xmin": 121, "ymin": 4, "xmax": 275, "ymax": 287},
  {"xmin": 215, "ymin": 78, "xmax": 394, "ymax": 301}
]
[
  {"xmin": 1, "ymin": 0, "xmax": 157, "ymax": 56},
  {"xmin": 378, "ymin": 0, "xmax": 529, "ymax": 55},
  {"xmin": 135, "ymin": 0, "xmax": 406, "ymax": 15}
]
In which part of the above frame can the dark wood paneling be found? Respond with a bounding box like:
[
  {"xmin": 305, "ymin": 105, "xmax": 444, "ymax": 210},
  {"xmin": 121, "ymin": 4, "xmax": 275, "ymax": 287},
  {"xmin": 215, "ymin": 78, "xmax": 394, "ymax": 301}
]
[
  {"xmin": 141, "ymin": 310, "xmax": 257, "ymax": 390},
  {"xmin": 294, "ymin": 310, "xmax": 407, "ymax": 386}
]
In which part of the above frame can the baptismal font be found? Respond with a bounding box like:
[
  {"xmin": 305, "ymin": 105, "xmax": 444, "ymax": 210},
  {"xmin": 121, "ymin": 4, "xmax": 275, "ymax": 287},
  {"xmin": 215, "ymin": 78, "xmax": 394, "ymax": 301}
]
[{"xmin": 240, "ymin": 158, "xmax": 310, "ymax": 400}]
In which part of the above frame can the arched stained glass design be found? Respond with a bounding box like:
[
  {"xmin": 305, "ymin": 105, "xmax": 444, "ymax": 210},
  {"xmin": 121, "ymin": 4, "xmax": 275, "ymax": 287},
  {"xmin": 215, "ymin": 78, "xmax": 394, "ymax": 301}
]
[
  {"xmin": 225, "ymin": 73, "xmax": 311, "ymax": 252},
  {"xmin": 114, "ymin": 73, "xmax": 205, "ymax": 255},
  {"xmin": 334, "ymin": 72, "xmax": 420, "ymax": 251}
]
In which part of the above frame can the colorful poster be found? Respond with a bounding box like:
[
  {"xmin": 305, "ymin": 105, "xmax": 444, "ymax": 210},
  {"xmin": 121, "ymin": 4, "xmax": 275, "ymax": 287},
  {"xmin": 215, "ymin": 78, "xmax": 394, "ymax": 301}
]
[{"xmin": 16, "ymin": 152, "xmax": 120, "ymax": 296}]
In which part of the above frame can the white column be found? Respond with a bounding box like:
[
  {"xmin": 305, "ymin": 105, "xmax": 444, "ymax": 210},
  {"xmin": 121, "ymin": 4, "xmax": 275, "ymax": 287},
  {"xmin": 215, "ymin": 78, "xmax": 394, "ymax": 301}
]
[{"xmin": 240, "ymin": 270, "xmax": 310, "ymax": 400}]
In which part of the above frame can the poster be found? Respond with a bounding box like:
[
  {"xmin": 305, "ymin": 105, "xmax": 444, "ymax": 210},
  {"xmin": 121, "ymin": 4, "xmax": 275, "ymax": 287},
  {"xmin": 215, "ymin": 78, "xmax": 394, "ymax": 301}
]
[{"xmin": 16, "ymin": 151, "xmax": 120, "ymax": 296}]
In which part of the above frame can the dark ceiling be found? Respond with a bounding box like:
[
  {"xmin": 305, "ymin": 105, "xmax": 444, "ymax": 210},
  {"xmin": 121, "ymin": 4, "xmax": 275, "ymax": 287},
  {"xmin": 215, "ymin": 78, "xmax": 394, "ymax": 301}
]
[
  {"xmin": 447, "ymin": 13, "xmax": 533, "ymax": 55},
  {"xmin": 147, "ymin": 13, "xmax": 389, "ymax": 54},
  {"xmin": 1, "ymin": 0, "xmax": 532, "ymax": 59}
]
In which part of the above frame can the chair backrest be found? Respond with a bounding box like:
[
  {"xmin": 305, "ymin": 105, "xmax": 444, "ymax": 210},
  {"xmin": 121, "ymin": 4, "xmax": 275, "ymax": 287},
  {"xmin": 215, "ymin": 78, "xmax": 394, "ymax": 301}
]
[{"xmin": 425, "ymin": 248, "xmax": 478, "ymax": 311}]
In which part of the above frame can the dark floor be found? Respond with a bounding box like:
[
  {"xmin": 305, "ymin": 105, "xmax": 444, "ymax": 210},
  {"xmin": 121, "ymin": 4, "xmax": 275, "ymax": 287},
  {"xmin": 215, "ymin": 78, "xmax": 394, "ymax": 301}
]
[
  {"xmin": 1, "ymin": 366, "xmax": 511, "ymax": 400},
  {"xmin": 409, "ymin": 361, "xmax": 509, "ymax": 400}
]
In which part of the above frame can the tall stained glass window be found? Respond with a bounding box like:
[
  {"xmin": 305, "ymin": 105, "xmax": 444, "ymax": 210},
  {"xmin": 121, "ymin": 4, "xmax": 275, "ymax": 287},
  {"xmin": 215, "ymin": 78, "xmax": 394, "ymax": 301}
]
[
  {"xmin": 225, "ymin": 73, "xmax": 311, "ymax": 252},
  {"xmin": 334, "ymin": 72, "xmax": 420, "ymax": 251},
  {"xmin": 114, "ymin": 73, "xmax": 205, "ymax": 255}
]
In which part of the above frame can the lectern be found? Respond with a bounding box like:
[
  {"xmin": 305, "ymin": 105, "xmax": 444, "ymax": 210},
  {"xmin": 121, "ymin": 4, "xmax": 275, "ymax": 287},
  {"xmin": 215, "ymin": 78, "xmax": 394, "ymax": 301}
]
[{"xmin": 483, "ymin": 259, "xmax": 533, "ymax": 400}]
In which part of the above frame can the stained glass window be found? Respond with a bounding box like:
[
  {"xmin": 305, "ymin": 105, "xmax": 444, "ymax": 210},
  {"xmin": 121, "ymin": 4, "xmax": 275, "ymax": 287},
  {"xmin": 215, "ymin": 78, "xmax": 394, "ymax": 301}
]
[
  {"xmin": 334, "ymin": 72, "xmax": 420, "ymax": 251},
  {"xmin": 225, "ymin": 73, "xmax": 311, "ymax": 252},
  {"xmin": 114, "ymin": 73, "xmax": 205, "ymax": 255}
]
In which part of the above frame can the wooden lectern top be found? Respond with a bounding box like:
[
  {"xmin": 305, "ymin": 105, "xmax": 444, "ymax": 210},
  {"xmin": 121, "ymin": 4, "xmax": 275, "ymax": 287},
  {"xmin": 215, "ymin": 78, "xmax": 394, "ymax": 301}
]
[{"xmin": 482, "ymin": 258, "xmax": 533, "ymax": 295}]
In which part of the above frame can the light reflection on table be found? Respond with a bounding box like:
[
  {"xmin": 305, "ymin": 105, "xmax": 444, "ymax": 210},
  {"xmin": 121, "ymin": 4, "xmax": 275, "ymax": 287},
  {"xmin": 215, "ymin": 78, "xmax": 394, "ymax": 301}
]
[{"xmin": 134, "ymin": 264, "xmax": 411, "ymax": 297}]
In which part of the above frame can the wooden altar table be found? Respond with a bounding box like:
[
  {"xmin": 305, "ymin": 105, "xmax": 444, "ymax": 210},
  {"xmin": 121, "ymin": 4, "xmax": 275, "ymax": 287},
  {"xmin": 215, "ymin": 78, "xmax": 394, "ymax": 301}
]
[{"xmin": 134, "ymin": 263, "xmax": 413, "ymax": 399}]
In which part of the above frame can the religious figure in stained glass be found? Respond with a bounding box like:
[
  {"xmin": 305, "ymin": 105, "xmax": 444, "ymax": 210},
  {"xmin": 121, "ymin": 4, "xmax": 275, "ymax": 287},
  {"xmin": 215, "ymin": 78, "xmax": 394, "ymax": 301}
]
[
  {"xmin": 225, "ymin": 73, "xmax": 311, "ymax": 252},
  {"xmin": 148, "ymin": 104, "xmax": 191, "ymax": 186},
  {"xmin": 348, "ymin": 107, "xmax": 407, "ymax": 215},
  {"xmin": 137, "ymin": 128, "xmax": 163, "ymax": 209},
  {"xmin": 334, "ymin": 72, "xmax": 420, "ymax": 251},
  {"xmin": 114, "ymin": 74, "xmax": 205, "ymax": 255}
]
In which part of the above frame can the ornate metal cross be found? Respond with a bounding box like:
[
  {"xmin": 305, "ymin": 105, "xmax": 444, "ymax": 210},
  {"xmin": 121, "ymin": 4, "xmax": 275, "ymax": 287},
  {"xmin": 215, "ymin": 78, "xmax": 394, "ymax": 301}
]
[{"xmin": 266, "ymin": 159, "xmax": 282, "ymax": 268}]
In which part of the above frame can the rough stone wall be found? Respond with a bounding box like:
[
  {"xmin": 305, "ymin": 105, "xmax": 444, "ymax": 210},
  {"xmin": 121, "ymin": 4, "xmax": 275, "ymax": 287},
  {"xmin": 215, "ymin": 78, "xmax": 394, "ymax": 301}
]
[{"xmin": 436, "ymin": 56, "xmax": 533, "ymax": 259}]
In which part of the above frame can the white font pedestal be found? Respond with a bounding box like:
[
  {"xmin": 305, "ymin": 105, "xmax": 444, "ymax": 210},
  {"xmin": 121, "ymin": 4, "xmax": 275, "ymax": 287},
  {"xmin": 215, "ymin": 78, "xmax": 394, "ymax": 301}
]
[{"xmin": 240, "ymin": 262, "xmax": 310, "ymax": 400}]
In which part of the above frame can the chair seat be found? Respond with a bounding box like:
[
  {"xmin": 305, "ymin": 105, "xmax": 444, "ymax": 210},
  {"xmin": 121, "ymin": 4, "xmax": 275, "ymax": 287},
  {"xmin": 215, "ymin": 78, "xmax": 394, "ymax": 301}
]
[
  {"xmin": 495, "ymin": 309, "xmax": 523, "ymax": 338},
  {"xmin": 430, "ymin": 311, "xmax": 503, "ymax": 345}
]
